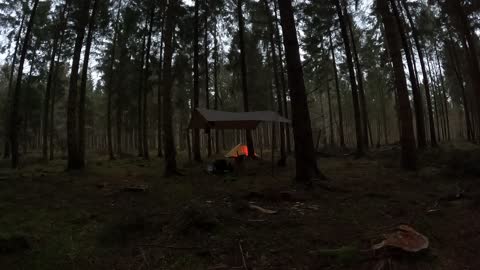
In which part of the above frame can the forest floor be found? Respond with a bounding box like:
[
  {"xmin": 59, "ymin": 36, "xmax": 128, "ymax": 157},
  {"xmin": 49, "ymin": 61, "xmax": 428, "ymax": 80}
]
[{"xmin": 0, "ymin": 142, "xmax": 479, "ymax": 270}]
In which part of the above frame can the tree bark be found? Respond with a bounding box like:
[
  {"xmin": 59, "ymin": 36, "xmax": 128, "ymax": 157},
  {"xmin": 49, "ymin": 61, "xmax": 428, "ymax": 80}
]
[
  {"xmin": 345, "ymin": 9, "xmax": 369, "ymax": 149},
  {"xmin": 434, "ymin": 46, "xmax": 451, "ymax": 141},
  {"xmin": 50, "ymin": 6, "xmax": 69, "ymax": 160},
  {"xmin": 193, "ymin": 0, "xmax": 202, "ymax": 162},
  {"xmin": 379, "ymin": 82, "xmax": 389, "ymax": 145},
  {"xmin": 429, "ymin": 56, "xmax": 447, "ymax": 141},
  {"xmin": 107, "ymin": 0, "xmax": 122, "ymax": 160},
  {"xmin": 278, "ymin": 0, "xmax": 325, "ymax": 184},
  {"xmin": 378, "ymin": 0, "xmax": 417, "ymax": 170},
  {"xmin": 401, "ymin": 0, "xmax": 436, "ymax": 147},
  {"xmin": 42, "ymin": 3, "xmax": 68, "ymax": 161},
  {"xmin": 157, "ymin": 6, "xmax": 166, "ymax": 158},
  {"xmin": 137, "ymin": 30, "xmax": 147, "ymax": 157},
  {"xmin": 115, "ymin": 103, "xmax": 122, "ymax": 154},
  {"xmin": 9, "ymin": 0, "xmax": 39, "ymax": 168},
  {"xmin": 142, "ymin": 9, "xmax": 155, "ymax": 160},
  {"xmin": 264, "ymin": 0, "xmax": 286, "ymax": 166},
  {"xmin": 326, "ymin": 74, "xmax": 334, "ymax": 146},
  {"xmin": 446, "ymin": 38, "xmax": 473, "ymax": 140},
  {"xmin": 390, "ymin": 0, "xmax": 426, "ymax": 149},
  {"xmin": 426, "ymin": 55, "xmax": 441, "ymax": 141},
  {"xmin": 237, "ymin": 0, "xmax": 255, "ymax": 157},
  {"xmin": 334, "ymin": 0, "xmax": 363, "ymax": 155},
  {"xmin": 319, "ymin": 93, "xmax": 326, "ymax": 146},
  {"xmin": 79, "ymin": 0, "xmax": 100, "ymax": 167},
  {"xmin": 213, "ymin": 17, "xmax": 220, "ymax": 154},
  {"xmin": 204, "ymin": 0, "xmax": 212, "ymax": 157},
  {"xmin": 162, "ymin": 0, "xmax": 178, "ymax": 176},
  {"xmin": 328, "ymin": 29, "xmax": 345, "ymax": 147},
  {"xmin": 432, "ymin": 76, "xmax": 442, "ymax": 140},
  {"xmin": 4, "ymin": 14, "xmax": 26, "ymax": 159},
  {"xmin": 67, "ymin": 0, "xmax": 91, "ymax": 170},
  {"xmin": 273, "ymin": 0, "xmax": 291, "ymax": 154},
  {"xmin": 446, "ymin": 1, "xmax": 480, "ymax": 141}
]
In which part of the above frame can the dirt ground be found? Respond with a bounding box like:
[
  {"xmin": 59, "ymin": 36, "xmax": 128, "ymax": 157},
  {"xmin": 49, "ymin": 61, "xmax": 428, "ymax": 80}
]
[{"xmin": 0, "ymin": 142, "xmax": 479, "ymax": 270}]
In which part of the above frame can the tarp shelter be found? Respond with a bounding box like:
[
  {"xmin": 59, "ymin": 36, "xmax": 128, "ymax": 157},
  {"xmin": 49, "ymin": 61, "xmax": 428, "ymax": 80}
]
[
  {"xmin": 225, "ymin": 144, "xmax": 259, "ymax": 158},
  {"xmin": 188, "ymin": 108, "xmax": 290, "ymax": 130}
]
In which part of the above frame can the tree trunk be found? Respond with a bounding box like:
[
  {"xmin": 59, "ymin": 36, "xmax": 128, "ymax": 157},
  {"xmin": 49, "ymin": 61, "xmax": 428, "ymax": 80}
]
[
  {"xmin": 273, "ymin": 0, "xmax": 291, "ymax": 154},
  {"xmin": 213, "ymin": 17, "xmax": 220, "ymax": 154},
  {"xmin": 446, "ymin": 38, "xmax": 473, "ymax": 140},
  {"xmin": 4, "ymin": 14, "xmax": 26, "ymax": 159},
  {"xmin": 9, "ymin": 0, "xmax": 39, "ymax": 168},
  {"xmin": 157, "ymin": 7, "xmax": 165, "ymax": 158},
  {"xmin": 432, "ymin": 79, "xmax": 442, "ymax": 140},
  {"xmin": 193, "ymin": 0, "xmax": 202, "ymax": 162},
  {"xmin": 108, "ymin": 67, "xmax": 116, "ymax": 159},
  {"xmin": 115, "ymin": 103, "xmax": 122, "ymax": 155},
  {"xmin": 162, "ymin": 0, "xmax": 177, "ymax": 176},
  {"xmin": 264, "ymin": 0, "xmax": 286, "ymax": 166},
  {"xmin": 346, "ymin": 9, "xmax": 369, "ymax": 149},
  {"xmin": 390, "ymin": 0, "xmax": 426, "ymax": 149},
  {"xmin": 67, "ymin": 0, "xmax": 91, "ymax": 170},
  {"xmin": 278, "ymin": 0, "xmax": 325, "ymax": 184},
  {"xmin": 187, "ymin": 129, "xmax": 192, "ymax": 161},
  {"xmin": 50, "ymin": 6, "xmax": 69, "ymax": 160},
  {"xmin": 142, "ymin": 9, "xmax": 155, "ymax": 160},
  {"xmin": 204, "ymin": 1, "xmax": 212, "ymax": 157},
  {"xmin": 447, "ymin": 1, "xmax": 480, "ymax": 141},
  {"xmin": 429, "ymin": 56, "xmax": 446, "ymax": 141},
  {"xmin": 326, "ymin": 75, "xmax": 334, "ymax": 146},
  {"xmin": 427, "ymin": 57, "xmax": 442, "ymax": 141},
  {"xmin": 107, "ymin": 1, "xmax": 122, "ymax": 160},
  {"xmin": 379, "ymin": 84, "xmax": 389, "ymax": 145},
  {"xmin": 335, "ymin": 0, "xmax": 363, "ymax": 155},
  {"xmin": 79, "ymin": 0, "xmax": 100, "ymax": 167},
  {"xmin": 328, "ymin": 29, "xmax": 345, "ymax": 147},
  {"xmin": 237, "ymin": 0, "xmax": 255, "ymax": 157},
  {"xmin": 319, "ymin": 93, "xmax": 326, "ymax": 146},
  {"xmin": 470, "ymin": 98, "xmax": 477, "ymax": 138},
  {"xmin": 378, "ymin": 0, "xmax": 417, "ymax": 170},
  {"xmin": 401, "ymin": 0, "xmax": 436, "ymax": 147},
  {"xmin": 137, "ymin": 28, "xmax": 147, "ymax": 157},
  {"xmin": 42, "ymin": 3, "xmax": 68, "ymax": 161},
  {"xmin": 434, "ymin": 46, "xmax": 451, "ymax": 141}
]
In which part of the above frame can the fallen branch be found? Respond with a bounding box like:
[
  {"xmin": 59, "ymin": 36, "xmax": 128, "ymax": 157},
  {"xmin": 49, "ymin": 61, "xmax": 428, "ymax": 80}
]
[
  {"xmin": 139, "ymin": 247, "xmax": 150, "ymax": 269},
  {"xmin": 138, "ymin": 244, "xmax": 203, "ymax": 250},
  {"xmin": 122, "ymin": 184, "xmax": 149, "ymax": 192},
  {"xmin": 247, "ymin": 219, "xmax": 266, "ymax": 222},
  {"xmin": 249, "ymin": 204, "xmax": 277, "ymax": 214},
  {"xmin": 239, "ymin": 241, "xmax": 248, "ymax": 270}
]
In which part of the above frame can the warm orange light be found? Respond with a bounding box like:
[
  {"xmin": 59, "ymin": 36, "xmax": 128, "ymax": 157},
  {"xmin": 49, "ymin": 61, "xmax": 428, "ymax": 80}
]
[
  {"xmin": 225, "ymin": 144, "xmax": 258, "ymax": 158},
  {"xmin": 231, "ymin": 145, "xmax": 249, "ymax": 157},
  {"xmin": 241, "ymin": 145, "xmax": 248, "ymax": 156}
]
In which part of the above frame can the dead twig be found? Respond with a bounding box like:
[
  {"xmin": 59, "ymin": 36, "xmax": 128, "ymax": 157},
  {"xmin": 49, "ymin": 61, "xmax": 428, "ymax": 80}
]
[
  {"xmin": 249, "ymin": 204, "xmax": 277, "ymax": 214},
  {"xmin": 239, "ymin": 240, "xmax": 248, "ymax": 270},
  {"xmin": 247, "ymin": 219, "xmax": 266, "ymax": 222},
  {"xmin": 139, "ymin": 247, "xmax": 150, "ymax": 270},
  {"xmin": 138, "ymin": 244, "xmax": 203, "ymax": 250}
]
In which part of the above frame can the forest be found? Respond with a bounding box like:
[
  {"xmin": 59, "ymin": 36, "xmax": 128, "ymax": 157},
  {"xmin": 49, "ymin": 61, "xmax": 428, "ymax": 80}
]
[{"xmin": 0, "ymin": 0, "xmax": 479, "ymax": 269}]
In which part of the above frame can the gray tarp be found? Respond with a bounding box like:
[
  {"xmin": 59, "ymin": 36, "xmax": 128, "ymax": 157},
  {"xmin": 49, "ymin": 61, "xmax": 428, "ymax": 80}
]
[{"xmin": 188, "ymin": 108, "xmax": 290, "ymax": 130}]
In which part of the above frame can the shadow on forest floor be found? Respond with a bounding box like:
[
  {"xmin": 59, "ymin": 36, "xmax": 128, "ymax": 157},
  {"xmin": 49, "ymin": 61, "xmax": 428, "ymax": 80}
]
[{"xmin": 0, "ymin": 141, "xmax": 479, "ymax": 269}]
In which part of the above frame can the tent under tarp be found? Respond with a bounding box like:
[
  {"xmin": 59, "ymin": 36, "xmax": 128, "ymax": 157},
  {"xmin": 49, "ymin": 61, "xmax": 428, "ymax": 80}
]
[
  {"xmin": 188, "ymin": 108, "xmax": 290, "ymax": 130},
  {"xmin": 225, "ymin": 144, "xmax": 259, "ymax": 158}
]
